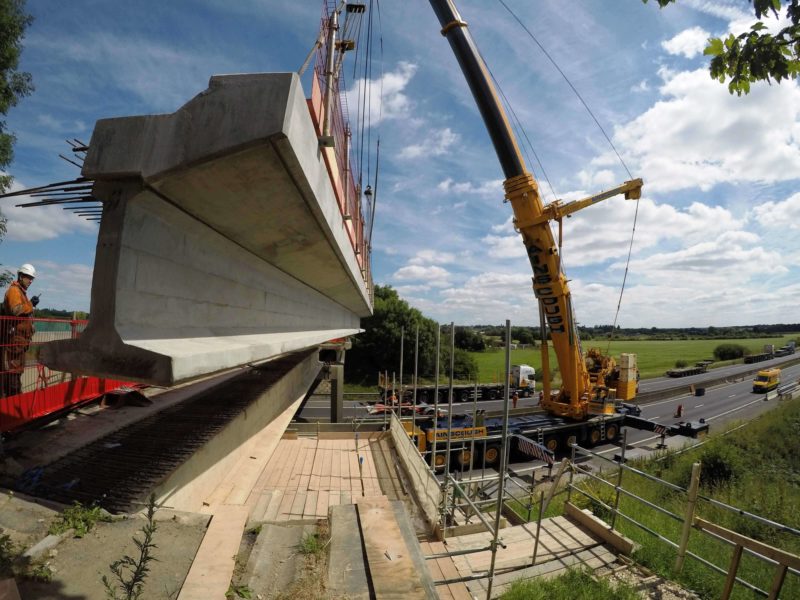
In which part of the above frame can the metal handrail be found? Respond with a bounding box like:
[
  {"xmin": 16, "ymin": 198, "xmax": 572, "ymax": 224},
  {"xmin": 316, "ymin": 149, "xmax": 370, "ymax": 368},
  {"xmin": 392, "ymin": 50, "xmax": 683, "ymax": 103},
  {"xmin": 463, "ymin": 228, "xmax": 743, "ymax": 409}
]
[
  {"xmin": 568, "ymin": 442, "xmax": 798, "ymax": 598},
  {"xmin": 571, "ymin": 462, "xmax": 683, "ymax": 523}
]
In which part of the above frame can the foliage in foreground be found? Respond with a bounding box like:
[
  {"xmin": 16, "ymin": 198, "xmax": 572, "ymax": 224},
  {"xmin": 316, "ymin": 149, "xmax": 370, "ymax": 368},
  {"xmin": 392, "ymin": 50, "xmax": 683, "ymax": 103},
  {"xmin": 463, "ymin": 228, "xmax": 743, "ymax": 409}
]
[
  {"xmin": 48, "ymin": 502, "xmax": 111, "ymax": 538},
  {"xmin": 644, "ymin": 0, "xmax": 799, "ymax": 95},
  {"xmin": 568, "ymin": 398, "xmax": 800, "ymax": 599},
  {"xmin": 499, "ymin": 567, "xmax": 639, "ymax": 600},
  {"xmin": 102, "ymin": 494, "xmax": 159, "ymax": 600}
]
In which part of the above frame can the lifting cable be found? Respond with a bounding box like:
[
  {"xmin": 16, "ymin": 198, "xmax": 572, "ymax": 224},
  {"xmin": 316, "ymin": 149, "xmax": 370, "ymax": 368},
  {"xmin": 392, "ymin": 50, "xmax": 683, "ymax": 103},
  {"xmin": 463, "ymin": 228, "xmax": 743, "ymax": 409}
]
[
  {"xmin": 350, "ymin": 0, "xmax": 382, "ymax": 247},
  {"xmin": 495, "ymin": 0, "xmax": 642, "ymax": 350},
  {"xmin": 367, "ymin": 0, "xmax": 384, "ymax": 251}
]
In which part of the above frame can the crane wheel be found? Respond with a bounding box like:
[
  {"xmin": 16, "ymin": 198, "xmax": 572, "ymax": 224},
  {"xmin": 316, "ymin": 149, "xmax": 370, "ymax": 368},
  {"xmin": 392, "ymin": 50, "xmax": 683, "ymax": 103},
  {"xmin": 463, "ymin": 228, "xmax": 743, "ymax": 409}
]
[
  {"xmin": 432, "ymin": 452, "xmax": 448, "ymax": 471},
  {"xmin": 566, "ymin": 435, "xmax": 577, "ymax": 448},
  {"xmin": 590, "ymin": 428, "xmax": 602, "ymax": 445},
  {"xmin": 488, "ymin": 389, "xmax": 498, "ymax": 400},
  {"xmin": 483, "ymin": 445, "xmax": 500, "ymax": 466},
  {"xmin": 606, "ymin": 424, "xmax": 619, "ymax": 442},
  {"xmin": 456, "ymin": 449, "xmax": 472, "ymax": 469},
  {"xmin": 545, "ymin": 437, "xmax": 559, "ymax": 453}
]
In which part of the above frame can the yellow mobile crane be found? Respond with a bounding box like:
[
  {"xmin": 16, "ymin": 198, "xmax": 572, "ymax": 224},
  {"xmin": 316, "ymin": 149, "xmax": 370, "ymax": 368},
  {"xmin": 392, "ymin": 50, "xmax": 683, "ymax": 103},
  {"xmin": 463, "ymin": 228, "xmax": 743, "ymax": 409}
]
[{"xmin": 429, "ymin": 0, "xmax": 641, "ymax": 421}]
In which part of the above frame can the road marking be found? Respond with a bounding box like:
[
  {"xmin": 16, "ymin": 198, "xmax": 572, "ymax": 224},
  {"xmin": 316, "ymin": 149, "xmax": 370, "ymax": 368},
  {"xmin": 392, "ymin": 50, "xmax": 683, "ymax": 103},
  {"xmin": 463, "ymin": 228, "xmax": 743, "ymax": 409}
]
[
  {"xmin": 696, "ymin": 404, "xmax": 704, "ymax": 408},
  {"xmin": 647, "ymin": 417, "xmax": 657, "ymax": 421},
  {"xmin": 595, "ymin": 434, "xmax": 661, "ymax": 455},
  {"xmin": 707, "ymin": 397, "xmax": 764, "ymax": 421},
  {"xmin": 728, "ymin": 394, "xmax": 736, "ymax": 398},
  {"xmin": 643, "ymin": 397, "xmax": 687, "ymax": 408}
]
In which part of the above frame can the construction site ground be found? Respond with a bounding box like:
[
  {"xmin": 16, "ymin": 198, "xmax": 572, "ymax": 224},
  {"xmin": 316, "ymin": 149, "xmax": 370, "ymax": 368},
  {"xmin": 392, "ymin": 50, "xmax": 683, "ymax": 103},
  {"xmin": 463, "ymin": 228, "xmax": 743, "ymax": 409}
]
[{"xmin": 0, "ymin": 389, "xmax": 700, "ymax": 599}]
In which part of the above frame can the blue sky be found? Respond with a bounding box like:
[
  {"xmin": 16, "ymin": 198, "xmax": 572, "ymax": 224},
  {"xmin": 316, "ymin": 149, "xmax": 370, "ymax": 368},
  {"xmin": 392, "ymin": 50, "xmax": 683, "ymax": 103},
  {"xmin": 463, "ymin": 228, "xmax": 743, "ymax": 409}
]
[{"xmin": 1, "ymin": 0, "xmax": 798, "ymax": 328}]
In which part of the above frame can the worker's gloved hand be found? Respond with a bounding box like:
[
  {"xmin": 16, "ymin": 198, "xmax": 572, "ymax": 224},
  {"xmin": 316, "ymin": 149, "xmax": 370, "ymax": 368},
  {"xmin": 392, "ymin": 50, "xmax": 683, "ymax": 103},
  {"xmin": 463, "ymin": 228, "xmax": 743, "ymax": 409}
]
[{"xmin": 31, "ymin": 295, "xmax": 40, "ymax": 307}]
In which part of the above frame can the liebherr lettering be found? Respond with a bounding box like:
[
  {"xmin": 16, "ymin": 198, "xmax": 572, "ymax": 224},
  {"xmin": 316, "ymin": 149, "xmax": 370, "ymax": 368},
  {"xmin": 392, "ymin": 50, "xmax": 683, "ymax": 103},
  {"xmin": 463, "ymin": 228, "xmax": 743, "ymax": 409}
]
[{"xmin": 527, "ymin": 241, "xmax": 565, "ymax": 333}]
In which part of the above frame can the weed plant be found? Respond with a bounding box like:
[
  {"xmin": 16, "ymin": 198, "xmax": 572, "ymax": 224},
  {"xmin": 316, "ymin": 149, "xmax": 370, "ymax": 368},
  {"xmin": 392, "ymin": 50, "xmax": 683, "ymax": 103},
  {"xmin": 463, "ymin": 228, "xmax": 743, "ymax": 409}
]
[
  {"xmin": 102, "ymin": 494, "xmax": 159, "ymax": 600},
  {"xmin": 298, "ymin": 531, "xmax": 325, "ymax": 556},
  {"xmin": 48, "ymin": 502, "xmax": 111, "ymax": 538},
  {"xmin": 499, "ymin": 567, "xmax": 639, "ymax": 599}
]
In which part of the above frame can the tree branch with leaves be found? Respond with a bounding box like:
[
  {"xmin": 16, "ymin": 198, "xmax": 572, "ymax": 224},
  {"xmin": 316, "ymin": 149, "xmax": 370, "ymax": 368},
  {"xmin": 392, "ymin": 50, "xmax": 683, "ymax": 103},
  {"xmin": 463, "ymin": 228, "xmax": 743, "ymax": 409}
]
[{"xmin": 644, "ymin": 0, "xmax": 799, "ymax": 94}]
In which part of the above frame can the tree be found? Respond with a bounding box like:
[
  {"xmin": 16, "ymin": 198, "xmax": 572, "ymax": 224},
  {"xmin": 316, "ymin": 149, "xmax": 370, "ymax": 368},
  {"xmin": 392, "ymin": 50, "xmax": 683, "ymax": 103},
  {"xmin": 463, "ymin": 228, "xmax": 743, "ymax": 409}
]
[
  {"xmin": 644, "ymin": 0, "xmax": 799, "ymax": 95},
  {"xmin": 454, "ymin": 326, "xmax": 486, "ymax": 352},
  {"xmin": 346, "ymin": 285, "xmax": 439, "ymax": 384},
  {"xmin": 0, "ymin": 0, "xmax": 34, "ymax": 284},
  {"xmin": 713, "ymin": 343, "xmax": 748, "ymax": 361}
]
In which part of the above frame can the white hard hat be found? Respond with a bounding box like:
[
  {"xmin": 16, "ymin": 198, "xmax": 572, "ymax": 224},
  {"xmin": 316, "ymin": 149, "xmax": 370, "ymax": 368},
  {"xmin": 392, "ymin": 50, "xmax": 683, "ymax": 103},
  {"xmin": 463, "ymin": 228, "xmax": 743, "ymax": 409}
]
[{"xmin": 18, "ymin": 264, "xmax": 36, "ymax": 278}]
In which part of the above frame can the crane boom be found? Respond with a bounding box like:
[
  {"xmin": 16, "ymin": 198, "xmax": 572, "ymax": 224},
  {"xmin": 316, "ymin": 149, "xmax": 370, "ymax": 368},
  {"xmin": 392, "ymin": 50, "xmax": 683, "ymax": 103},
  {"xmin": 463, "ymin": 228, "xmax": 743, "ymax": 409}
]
[{"xmin": 428, "ymin": 0, "xmax": 642, "ymax": 420}]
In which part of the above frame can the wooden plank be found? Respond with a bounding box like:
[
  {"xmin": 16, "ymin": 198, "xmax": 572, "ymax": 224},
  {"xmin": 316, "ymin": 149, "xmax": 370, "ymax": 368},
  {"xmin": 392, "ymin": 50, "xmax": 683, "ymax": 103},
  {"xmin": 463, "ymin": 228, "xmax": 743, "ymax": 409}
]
[
  {"xmin": 316, "ymin": 490, "xmax": 330, "ymax": 518},
  {"xmin": 564, "ymin": 503, "xmax": 635, "ymax": 555},
  {"xmin": 356, "ymin": 496, "xmax": 428, "ymax": 599},
  {"xmin": 420, "ymin": 542, "xmax": 453, "ymax": 600},
  {"xmin": 303, "ymin": 491, "xmax": 319, "ymax": 519},
  {"xmin": 250, "ymin": 490, "xmax": 274, "ymax": 521},
  {"xmin": 177, "ymin": 505, "xmax": 249, "ymax": 600},
  {"xmin": 695, "ymin": 518, "xmax": 800, "ymax": 571},
  {"xmin": 262, "ymin": 490, "xmax": 284, "ymax": 522},
  {"xmin": 261, "ymin": 440, "xmax": 291, "ymax": 489},
  {"xmin": 428, "ymin": 541, "xmax": 473, "ymax": 600},
  {"xmin": 277, "ymin": 491, "xmax": 295, "ymax": 521},
  {"xmin": 321, "ymin": 440, "xmax": 333, "ymax": 491},
  {"xmin": 290, "ymin": 492, "xmax": 307, "ymax": 518}
]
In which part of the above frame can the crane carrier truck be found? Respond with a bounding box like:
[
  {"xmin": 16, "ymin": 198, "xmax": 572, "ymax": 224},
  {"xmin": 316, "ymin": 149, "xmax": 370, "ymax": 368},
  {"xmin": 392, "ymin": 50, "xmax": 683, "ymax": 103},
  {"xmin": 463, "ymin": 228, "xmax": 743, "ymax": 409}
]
[{"xmin": 399, "ymin": 0, "xmax": 708, "ymax": 467}]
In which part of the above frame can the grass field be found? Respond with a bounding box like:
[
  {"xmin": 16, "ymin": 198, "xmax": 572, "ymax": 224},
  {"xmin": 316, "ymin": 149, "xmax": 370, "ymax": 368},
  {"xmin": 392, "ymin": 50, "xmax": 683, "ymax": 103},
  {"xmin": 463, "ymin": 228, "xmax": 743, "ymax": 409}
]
[
  {"xmin": 469, "ymin": 334, "xmax": 797, "ymax": 382},
  {"xmin": 556, "ymin": 398, "xmax": 800, "ymax": 599}
]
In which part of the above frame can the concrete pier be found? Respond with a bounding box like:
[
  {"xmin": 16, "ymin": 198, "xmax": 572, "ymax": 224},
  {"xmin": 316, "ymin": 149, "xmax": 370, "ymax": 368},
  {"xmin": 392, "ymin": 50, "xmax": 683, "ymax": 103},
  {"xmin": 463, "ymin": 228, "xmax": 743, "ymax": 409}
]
[{"xmin": 41, "ymin": 73, "xmax": 371, "ymax": 385}]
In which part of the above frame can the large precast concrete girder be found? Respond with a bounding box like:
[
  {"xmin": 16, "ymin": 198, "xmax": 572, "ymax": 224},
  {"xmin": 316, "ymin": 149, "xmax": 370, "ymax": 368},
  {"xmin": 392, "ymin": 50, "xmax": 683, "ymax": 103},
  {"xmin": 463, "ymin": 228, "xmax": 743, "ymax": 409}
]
[{"xmin": 41, "ymin": 73, "xmax": 371, "ymax": 386}]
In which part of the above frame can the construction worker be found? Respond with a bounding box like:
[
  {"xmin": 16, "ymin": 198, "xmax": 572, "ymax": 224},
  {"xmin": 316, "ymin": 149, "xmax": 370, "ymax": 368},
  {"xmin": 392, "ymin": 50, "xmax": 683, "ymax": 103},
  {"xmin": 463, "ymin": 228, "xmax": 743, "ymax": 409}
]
[
  {"xmin": 1, "ymin": 264, "xmax": 39, "ymax": 397},
  {"xmin": 511, "ymin": 391, "xmax": 519, "ymax": 409}
]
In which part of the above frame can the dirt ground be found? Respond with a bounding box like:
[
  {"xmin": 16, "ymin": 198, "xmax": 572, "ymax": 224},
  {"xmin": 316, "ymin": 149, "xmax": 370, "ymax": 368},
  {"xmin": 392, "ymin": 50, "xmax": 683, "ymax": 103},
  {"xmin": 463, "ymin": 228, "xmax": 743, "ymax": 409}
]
[{"xmin": 0, "ymin": 493, "xmax": 208, "ymax": 600}]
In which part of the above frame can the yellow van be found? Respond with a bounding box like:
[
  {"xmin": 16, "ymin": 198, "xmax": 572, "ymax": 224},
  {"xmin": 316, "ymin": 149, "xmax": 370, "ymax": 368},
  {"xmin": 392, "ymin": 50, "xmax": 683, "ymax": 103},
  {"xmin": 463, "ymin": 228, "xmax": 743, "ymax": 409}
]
[{"xmin": 753, "ymin": 368, "xmax": 781, "ymax": 393}]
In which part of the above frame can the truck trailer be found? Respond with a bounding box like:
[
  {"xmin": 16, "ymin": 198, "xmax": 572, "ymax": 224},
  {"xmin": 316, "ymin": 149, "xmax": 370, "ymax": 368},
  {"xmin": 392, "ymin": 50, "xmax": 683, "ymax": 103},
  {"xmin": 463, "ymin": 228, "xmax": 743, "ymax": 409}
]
[{"xmin": 403, "ymin": 409, "xmax": 708, "ymax": 470}]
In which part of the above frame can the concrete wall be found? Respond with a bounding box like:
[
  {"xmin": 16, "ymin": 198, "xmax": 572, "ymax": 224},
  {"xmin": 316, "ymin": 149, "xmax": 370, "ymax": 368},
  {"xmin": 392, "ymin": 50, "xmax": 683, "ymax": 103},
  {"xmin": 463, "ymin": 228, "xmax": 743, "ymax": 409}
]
[
  {"xmin": 153, "ymin": 351, "xmax": 321, "ymax": 513},
  {"xmin": 41, "ymin": 73, "xmax": 371, "ymax": 385},
  {"xmin": 389, "ymin": 414, "xmax": 441, "ymax": 529}
]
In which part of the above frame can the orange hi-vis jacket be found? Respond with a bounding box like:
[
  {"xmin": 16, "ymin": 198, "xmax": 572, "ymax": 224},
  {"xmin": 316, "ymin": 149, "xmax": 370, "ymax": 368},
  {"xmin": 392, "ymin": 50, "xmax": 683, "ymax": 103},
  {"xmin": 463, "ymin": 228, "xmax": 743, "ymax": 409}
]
[{"xmin": 3, "ymin": 281, "xmax": 33, "ymax": 317}]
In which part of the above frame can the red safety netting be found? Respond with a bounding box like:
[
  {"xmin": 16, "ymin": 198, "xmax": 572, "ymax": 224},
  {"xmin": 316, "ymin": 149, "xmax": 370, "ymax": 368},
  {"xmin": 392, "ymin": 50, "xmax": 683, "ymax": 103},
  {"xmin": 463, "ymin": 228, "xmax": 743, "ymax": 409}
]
[{"xmin": 0, "ymin": 315, "xmax": 134, "ymax": 432}]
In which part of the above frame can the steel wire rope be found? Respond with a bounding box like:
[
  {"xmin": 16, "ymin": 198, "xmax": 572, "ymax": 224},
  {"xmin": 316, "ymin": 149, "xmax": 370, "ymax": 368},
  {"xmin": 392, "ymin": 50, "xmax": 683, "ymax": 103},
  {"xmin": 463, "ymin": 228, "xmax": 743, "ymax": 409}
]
[
  {"xmin": 356, "ymin": 2, "xmax": 371, "ymax": 190},
  {"xmin": 367, "ymin": 0, "xmax": 384, "ymax": 250},
  {"xmin": 496, "ymin": 0, "xmax": 642, "ymax": 351},
  {"xmin": 365, "ymin": 0, "xmax": 375, "ymax": 186}
]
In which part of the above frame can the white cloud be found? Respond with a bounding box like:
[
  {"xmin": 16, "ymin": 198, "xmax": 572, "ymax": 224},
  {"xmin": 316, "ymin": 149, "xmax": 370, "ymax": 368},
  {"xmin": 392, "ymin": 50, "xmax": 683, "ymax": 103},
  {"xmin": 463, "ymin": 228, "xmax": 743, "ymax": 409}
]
[
  {"xmin": 682, "ymin": 0, "xmax": 749, "ymax": 23},
  {"xmin": 614, "ymin": 68, "xmax": 800, "ymax": 192},
  {"xmin": 620, "ymin": 230, "xmax": 787, "ymax": 285},
  {"xmin": 31, "ymin": 261, "xmax": 93, "ymax": 311},
  {"xmin": 481, "ymin": 234, "xmax": 526, "ymax": 259},
  {"xmin": 347, "ymin": 61, "xmax": 417, "ymax": 126},
  {"xmin": 751, "ymin": 192, "xmax": 800, "ymax": 229},
  {"xmin": 399, "ymin": 127, "xmax": 458, "ymax": 159},
  {"xmin": 392, "ymin": 264, "xmax": 450, "ymax": 287},
  {"xmin": 631, "ymin": 80, "xmax": 650, "ymax": 93},
  {"xmin": 661, "ymin": 26, "xmax": 710, "ymax": 58},
  {"xmin": 409, "ymin": 250, "xmax": 456, "ymax": 265},
  {"xmin": 437, "ymin": 178, "xmax": 504, "ymax": 199},
  {"xmin": 1, "ymin": 183, "xmax": 98, "ymax": 242}
]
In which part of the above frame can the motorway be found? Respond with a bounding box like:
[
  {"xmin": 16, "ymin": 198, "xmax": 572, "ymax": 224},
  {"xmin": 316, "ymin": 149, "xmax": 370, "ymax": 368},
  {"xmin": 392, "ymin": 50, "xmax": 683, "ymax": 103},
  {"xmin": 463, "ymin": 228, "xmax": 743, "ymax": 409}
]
[
  {"xmin": 298, "ymin": 362, "xmax": 800, "ymax": 467},
  {"xmin": 638, "ymin": 352, "xmax": 800, "ymax": 393}
]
